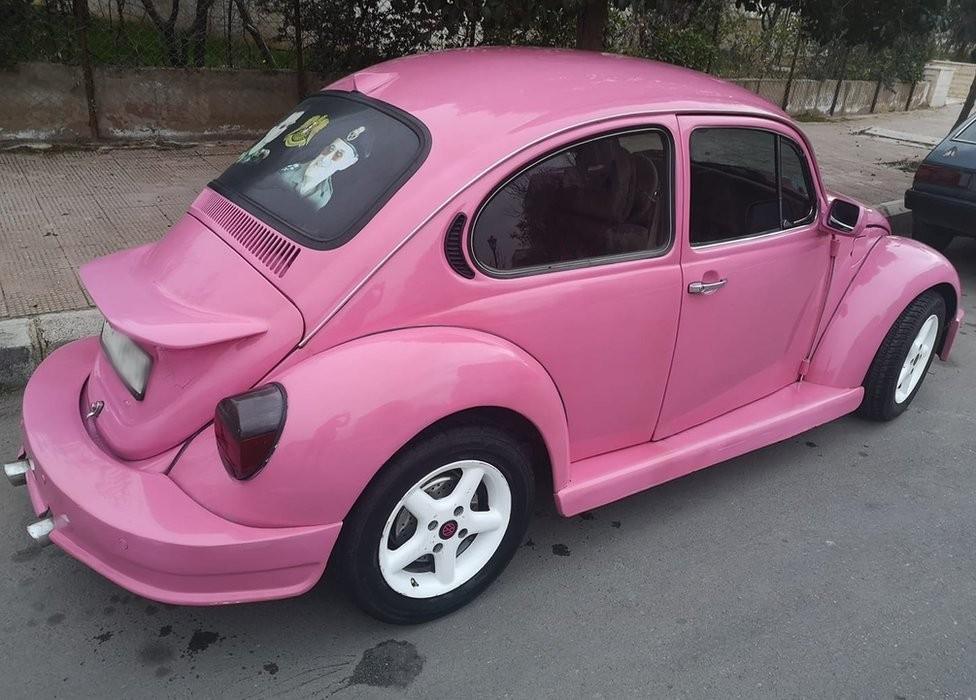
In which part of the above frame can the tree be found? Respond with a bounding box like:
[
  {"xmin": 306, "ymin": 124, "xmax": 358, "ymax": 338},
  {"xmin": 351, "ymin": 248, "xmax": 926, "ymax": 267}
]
[
  {"xmin": 943, "ymin": 0, "xmax": 976, "ymax": 130},
  {"xmin": 576, "ymin": 0, "xmax": 609, "ymax": 50},
  {"xmin": 141, "ymin": 0, "xmax": 275, "ymax": 68},
  {"xmin": 953, "ymin": 47, "xmax": 976, "ymax": 131},
  {"xmin": 140, "ymin": 0, "xmax": 184, "ymax": 66}
]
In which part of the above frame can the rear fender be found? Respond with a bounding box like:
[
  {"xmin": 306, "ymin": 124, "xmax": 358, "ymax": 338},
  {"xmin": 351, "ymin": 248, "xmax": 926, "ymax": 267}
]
[
  {"xmin": 169, "ymin": 327, "xmax": 569, "ymax": 528},
  {"xmin": 806, "ymin": 236, "xmax": 961, "ymax": 389}
]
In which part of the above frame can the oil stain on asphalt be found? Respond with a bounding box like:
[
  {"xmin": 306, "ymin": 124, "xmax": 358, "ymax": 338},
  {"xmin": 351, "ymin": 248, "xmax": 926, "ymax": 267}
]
[
  {"xmin": 346, "ymin": 640, "xmax": 425, "ymax": 690},
  {"xmin": 185, "ymin": 629, "xmax": 221, "ymax": 656}
]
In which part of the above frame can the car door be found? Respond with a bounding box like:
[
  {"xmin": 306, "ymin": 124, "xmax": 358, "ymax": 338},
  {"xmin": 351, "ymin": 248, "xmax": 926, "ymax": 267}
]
[
  {"xmin": 653, "ymin": 115, "xmax": 831, "ymax": 440},
  {"xmin": 459, "ymin": 121, "xmax": 683, "ymax": 461}
]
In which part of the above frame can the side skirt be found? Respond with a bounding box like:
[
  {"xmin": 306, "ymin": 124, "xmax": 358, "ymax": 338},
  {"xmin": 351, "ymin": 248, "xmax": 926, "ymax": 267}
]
[{"xmin": 555, "ymin": 382, "xmax": 863, "ymax": 516}]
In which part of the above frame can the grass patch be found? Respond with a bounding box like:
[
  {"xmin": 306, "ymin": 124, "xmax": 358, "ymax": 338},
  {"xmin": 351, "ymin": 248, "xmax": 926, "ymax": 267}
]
[
  {"xmin": 882, "ymin": 158, "xmax": 923, "ymax": 173},
  {"xmin": 793, "ymin": 111, "xmax": 833, "ymax": 123}
]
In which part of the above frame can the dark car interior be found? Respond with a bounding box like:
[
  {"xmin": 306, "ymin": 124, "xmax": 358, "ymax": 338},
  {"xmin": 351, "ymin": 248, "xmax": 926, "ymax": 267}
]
[
  {"xmin": 512, "ymin": 136, "xmax": 669, "ymax": 268},
  {"xmin": 690, "ymin": 163, "xmax": 779, "ymax": 244}
]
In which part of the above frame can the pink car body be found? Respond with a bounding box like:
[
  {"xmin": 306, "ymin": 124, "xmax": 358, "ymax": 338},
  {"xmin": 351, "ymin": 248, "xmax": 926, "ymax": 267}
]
[{"xmin": 12, "ymin": 48, "xmax": 963, "ymax": 607}]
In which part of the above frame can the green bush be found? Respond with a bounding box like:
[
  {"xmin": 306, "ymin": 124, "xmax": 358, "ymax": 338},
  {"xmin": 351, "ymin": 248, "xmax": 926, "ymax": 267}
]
[{"xmin": 1, "ymin": 0, "xmax": 39, "ymax": 69}]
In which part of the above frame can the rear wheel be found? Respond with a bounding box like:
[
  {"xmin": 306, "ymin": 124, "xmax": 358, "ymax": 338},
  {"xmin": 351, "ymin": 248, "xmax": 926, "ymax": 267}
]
[
  {"xmin": 336, "ymin": 424, "xmax": 534, "ymax": 624},
  {"xmin": 913, "ymin": 220, "xmax": 954, "ymax": 253},
  {"xmin": 859, "ymin": 290, "xmax": 945, "ymax": 421}
]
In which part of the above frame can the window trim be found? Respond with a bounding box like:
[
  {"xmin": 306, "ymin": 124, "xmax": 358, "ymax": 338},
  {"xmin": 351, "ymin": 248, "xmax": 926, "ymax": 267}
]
[
  {"xmin": 950, "ymin": 114, "xmax": 976, "ymax": 145},
  {"xmin": 468, "ymin": 126, "xmax": 676, "ymax": 279},
  {"xmin": 208, "ymin": 90, "xmax": 433, "ymax": 251},
  {"xmin": 688, "ymin": 126, "xmax": 819, "ymax": 250}
]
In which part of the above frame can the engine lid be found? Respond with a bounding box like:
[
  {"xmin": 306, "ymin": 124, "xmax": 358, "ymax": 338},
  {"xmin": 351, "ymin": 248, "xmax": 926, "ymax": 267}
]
[{"xmin": 81, "ymin": 214, "xmax": 304, "ymax": 461}]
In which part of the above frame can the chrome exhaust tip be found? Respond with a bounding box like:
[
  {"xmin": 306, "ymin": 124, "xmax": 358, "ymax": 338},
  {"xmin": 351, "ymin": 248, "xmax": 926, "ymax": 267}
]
[
  {"xmin": 3, "ymin": 460, "xmax": 30, "ymax": 487},
  {"xmin": 27, "ymin": 514, "xmax": 55, "ymax": 547}
]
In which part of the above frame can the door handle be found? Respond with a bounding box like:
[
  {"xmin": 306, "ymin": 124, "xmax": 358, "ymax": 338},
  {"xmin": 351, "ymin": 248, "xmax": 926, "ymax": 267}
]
[{"xmin": 688, "ymin": 279, "xmax": 727, "ymax": 295}]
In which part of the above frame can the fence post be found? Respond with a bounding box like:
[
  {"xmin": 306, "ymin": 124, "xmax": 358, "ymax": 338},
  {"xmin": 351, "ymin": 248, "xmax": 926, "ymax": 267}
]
[
  {"xmin": 294, "ymin": 0, "xmax": 307, "ymax": 99},
  {"xmin": 72, "ymin": 0, "xmax": 100, "ymax": 140}
]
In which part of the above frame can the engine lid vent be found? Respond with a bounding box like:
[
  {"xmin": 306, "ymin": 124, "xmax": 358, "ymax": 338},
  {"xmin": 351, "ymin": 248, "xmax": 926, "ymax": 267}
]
[
  {"xmin": 444, "ymin": 213, "xmax": 474, "ymax": 279},
  {"xmin": 200, "ymin": 194, "xmax": 300, "ymax": 278}
]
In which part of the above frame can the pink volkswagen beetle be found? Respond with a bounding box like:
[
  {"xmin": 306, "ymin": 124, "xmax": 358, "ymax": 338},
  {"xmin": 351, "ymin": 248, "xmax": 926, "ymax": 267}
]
[{"xmin": 7, "ymin": 48, "xmax": 963, "ymax": 624}]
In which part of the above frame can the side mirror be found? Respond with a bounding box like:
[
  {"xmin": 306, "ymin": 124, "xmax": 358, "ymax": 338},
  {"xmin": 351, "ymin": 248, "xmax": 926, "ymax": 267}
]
[{"xmin": 826, "ymin": 199, "xmax": 861, "ymax": 234}]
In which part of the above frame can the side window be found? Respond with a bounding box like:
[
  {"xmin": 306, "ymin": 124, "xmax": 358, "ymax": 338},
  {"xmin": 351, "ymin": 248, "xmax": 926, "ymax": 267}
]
[
  {"xmin": 689, "ymin": 128, "xmax": 817, "ymax": 246},
  {"xmin": 471, "ymin": 130, "xmax": 672, "ymax": 273},
  {"xmin": 780, "ymin": 139, "xmax": 816, "ymax": 226}
]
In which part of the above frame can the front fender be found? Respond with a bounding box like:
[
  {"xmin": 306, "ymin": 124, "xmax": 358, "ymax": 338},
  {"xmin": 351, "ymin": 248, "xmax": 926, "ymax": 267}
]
[
  {"xmin": 806, "ymin": 235, "xmax": 961, "ymax": 389},
  {"xmin": 169, "ymin": 327, "xmax": 569, "ymax": 528}
]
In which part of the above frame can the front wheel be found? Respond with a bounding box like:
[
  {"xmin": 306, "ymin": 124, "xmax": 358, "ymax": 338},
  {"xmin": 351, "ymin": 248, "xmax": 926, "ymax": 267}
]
[
  {"xmin": 336, "ymin": 424, "xmax": 535, "ymax": 624},
  {"xmin": 859, "ymin": 290, "xmax": 946, "ymax": 421}
]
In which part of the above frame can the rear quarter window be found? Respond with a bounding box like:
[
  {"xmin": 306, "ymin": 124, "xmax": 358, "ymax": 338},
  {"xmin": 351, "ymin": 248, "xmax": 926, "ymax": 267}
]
[
  {"xmin": 953, "ymin": 118, "xmax": 976, "ymax": 144},
  {"xmin": 211, "ymin": 92, "xmax": 430, "ymax": 250}
]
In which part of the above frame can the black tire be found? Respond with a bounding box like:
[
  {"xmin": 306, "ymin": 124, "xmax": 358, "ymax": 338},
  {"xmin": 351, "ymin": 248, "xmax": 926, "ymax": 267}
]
[
  {"xmin": 913, "ymin": 220, "xmax": 954, "ymax": 253},
  {"xmin": 335, "ymin": 423, "xmax": 535, "ymax": 624},
  {"xmin": 859, "ymin": 290, "xmax": 946, "ymax": 421}
]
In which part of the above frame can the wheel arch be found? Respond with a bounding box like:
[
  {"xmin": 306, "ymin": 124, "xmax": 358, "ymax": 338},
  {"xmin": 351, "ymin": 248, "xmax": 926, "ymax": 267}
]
[
  {"xmin": 806, "ymin": 236, "xmax": 961, "ymax": 388},
  {"xmin": 171, "ymin": 326, "xmax": 571, "ymax": 529},
  {"xmin": 382, "ymin": 405, "xmax": 555, "ymax": 494},
  {"xmin": 930, "ymin": 281, "xmax": 958, "ymax": 355}
]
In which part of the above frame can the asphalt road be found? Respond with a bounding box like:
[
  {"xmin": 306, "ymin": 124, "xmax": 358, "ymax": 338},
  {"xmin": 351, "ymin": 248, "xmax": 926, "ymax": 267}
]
[{"xmin": 2, "ymin": 240, "xmax": 975, "ymax": 699}]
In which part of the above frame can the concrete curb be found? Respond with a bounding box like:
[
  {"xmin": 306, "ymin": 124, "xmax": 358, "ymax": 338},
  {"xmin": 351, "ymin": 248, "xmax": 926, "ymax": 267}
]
[
  {"xmin": 0, "ymin": 309, "xmax": 103, "ymax": 389},
  {"xmin": 0, "ymin": 204, "xmax": 917, "ymax": 390},
  {"xmin": 877, "ymin": 199, "xmax": 913, "ymax": 236}
]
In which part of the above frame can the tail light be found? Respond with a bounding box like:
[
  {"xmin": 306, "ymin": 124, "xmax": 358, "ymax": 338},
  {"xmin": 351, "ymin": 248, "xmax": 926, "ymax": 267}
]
[
  {"xmin": 915, "ymin": 163, "xmax": 964, "ymax": 189},
  {"xmin": 214, "ymin": 383, "xmax": 287, "ymax": 480}
]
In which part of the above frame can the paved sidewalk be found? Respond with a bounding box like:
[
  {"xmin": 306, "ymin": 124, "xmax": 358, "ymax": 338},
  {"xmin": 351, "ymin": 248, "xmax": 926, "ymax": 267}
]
[
  {"xmin": 801, "ymin": 104, "xmax": 962, "ymax": 205},
  {"xmin": 0, "ymin": 143, "xmax": 244, "ymax": 318},
  {"xmin": 0, "ymin": 104, "xmax": 966, "ymax": 320}
]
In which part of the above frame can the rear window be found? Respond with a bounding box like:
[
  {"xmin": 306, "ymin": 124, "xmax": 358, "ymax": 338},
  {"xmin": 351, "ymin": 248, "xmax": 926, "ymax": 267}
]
[
  {"xmin": 211, "ymin": 92, "xmax": 430, "ymax": 250},
  {"xmin": 953, "ymin": 118, "xmax": 976, "ymax": 144}
]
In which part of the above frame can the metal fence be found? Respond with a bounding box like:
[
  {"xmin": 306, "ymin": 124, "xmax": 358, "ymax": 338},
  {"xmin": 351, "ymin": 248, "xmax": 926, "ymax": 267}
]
[
  {"xmin": 3, "ymin": 0, "xmax": 295, "ymax": 70},
  {"xmin": 0, "ymin": 0, "xmax": 938, "ymax": 138}
]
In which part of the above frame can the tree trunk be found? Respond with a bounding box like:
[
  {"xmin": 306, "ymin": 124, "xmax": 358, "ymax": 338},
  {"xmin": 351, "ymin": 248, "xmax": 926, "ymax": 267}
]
[
  {"xmin": 236, "ymin": 0, "xmax": 276, "ymax": 68},
  {"xmin": 829, "ymin": 45, "xmax": 850, "ymax": 117},
  {"xmin": 782, "ymin": 34, "xmax": 803, "ymax": 110},
  {"xmin": 292, "ymin": 0, "xmax": 304, "ymax": 97},
  {"xmin": 140, "ymin": 0, "xmax": 184, "ymax": 66},
  {"xmin": 189, "ymin": 0, "xmax": 216, "ymax": 68},
  {"xmin": 575, "ymin": 0, "xmax": 608, "ymax": 52},
  {"xmin": 704, "ymin": 1, "xmax": 721, "ymax": 73},
  {"xmin": 952, "ymin": 72, "xmax": 976, "ymax": 131},
  {"xmin": 73, "ymin": 0, "xmax": 100, "ymax": 139},
  {"xmin": 870, "ymin": 77, "xmax": 883, "ymax": 113}
]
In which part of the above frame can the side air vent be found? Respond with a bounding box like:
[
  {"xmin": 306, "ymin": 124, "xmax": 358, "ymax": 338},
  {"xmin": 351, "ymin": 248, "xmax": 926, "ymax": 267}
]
[
  {"xmin": 200, "ymin": 195, "xmax": 300, "ymax": 278},
  {"xmin": 444, "ymin": 213, "xmax": 475, "ymax": 279}
]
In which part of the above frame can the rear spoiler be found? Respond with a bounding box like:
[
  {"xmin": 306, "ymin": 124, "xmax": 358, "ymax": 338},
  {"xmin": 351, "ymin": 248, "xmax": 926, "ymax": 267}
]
[{"xmin": 80, "ymin": 245, "xmax": 268, "ymax": 349}]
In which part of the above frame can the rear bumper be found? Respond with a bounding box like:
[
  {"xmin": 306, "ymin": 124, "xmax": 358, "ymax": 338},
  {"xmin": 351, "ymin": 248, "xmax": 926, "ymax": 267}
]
[
  {"xmin": 17, "ymin": 338, "xmax": 340, "ymax": 606},
  {"xmin": 905, "ymin": 188, "xmax": 976, "ymax": 236}
]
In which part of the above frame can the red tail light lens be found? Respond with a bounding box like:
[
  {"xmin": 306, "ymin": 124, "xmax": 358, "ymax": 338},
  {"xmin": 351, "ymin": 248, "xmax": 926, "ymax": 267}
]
[
  {"xmin": 214, "ymin": 383, "xmax": 287, "ymax": 480},
  {"xmin": 915, "ymin": 163, "xmax": 963, "ymax": 189}
]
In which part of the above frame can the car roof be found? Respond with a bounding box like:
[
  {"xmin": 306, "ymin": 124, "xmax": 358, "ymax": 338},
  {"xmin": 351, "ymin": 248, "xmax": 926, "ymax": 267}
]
[
  {"xmin": 324, "ymin": 48, "xmax": 790, "ymax": 177},
  {"xmin": 328, "ymin": 46, "xmax": 786, "ymax": 126}
]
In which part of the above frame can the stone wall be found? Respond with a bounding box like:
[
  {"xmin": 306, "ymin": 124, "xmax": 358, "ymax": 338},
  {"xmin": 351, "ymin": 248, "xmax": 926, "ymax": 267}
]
[
  {"xmin": 0, "ymin": 63, "xmax": 326, "ymax": 143},
  {"xmin": 730, "ymin": 78, "xmax": 931, "ymax": 116},
  {"xmin": 0, "ymin": 62, "xmax": 936, "ymax": 144},
  {"xmin": 926, "ymin": 60, "xmax": 976, "ymax": 103}
]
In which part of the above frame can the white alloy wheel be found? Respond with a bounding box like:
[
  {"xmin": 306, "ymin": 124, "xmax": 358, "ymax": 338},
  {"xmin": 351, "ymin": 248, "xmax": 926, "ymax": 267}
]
[
  {"xmin": 894, "ymin": 314, "xmax": 939, "ymax": 404},
  {"xmin": 378, "ymin": 460, "xmax": 512, "ymax": 598}
]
